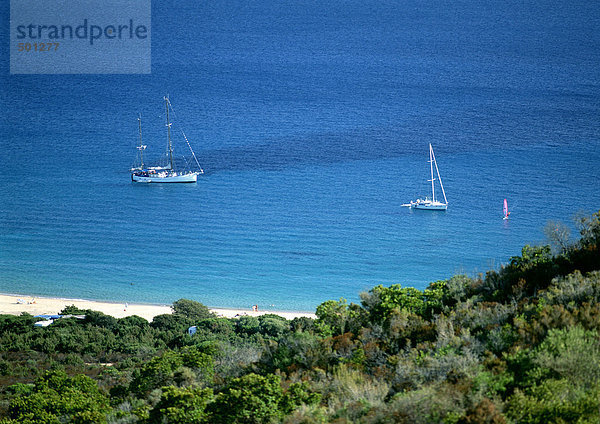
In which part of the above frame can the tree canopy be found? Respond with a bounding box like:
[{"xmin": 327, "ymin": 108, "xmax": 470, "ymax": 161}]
[{"xmin": 0, "ymin": 210, "xmax": 598, "ymax": 423}]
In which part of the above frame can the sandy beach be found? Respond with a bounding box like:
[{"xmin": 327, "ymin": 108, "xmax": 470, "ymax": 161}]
[{"xmin": 0, "ymin": 294, "xmax": 316, "ymax": 322}]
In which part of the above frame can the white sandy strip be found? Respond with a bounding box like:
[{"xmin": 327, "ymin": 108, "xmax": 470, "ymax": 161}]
[{"xmin": 0, "ymin": 294, "xmax": 315, "ymax": 322}]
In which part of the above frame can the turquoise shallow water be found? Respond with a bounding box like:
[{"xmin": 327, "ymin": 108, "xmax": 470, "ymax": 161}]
[{"xmin": 1, "ymin": 0, "xmax": 599, "ymax": 311}]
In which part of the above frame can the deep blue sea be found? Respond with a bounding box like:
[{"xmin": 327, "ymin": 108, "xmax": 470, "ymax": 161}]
[{"xmin": 1, "ymin": 0, "xmax": 599, "ymax": 312}]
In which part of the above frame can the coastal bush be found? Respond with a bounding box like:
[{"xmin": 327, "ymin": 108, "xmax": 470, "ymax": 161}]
[
  {"xmin": 0, "ymin": 360, "xmax": 9, "ymax": 376},
  {"xmin": 172, "ymin": 299, "xmax": 215, "ymax": 322},
  {"xmin": 150, "ymin": 313, "xmax": 191, "ymax": 333},
  {"xmin": 129, "ymin": 347, "xmax": 214, "ymax": 396},
  {"xmin": 258, "ymin": 314, "xmax": 290, "ymax": 338},
  {"xmin": 566, "ymin": 210, "xmax": 600, "ymax": 273},
  {"xmin": 506, "ymin": 380, "xmax": 600, "ymax": 424},
  {"xmin": 180, "ymin": 346, "xmax": 215, "ymax": 385},
  {"xmin": 147, "ymin": 386, "xmax": 213, "ymax": 424},
  {"xmin": 290, "ymin": 316, "xmax": 316, "ymax": 333},
  {"xmin": 150, "ymin": 314, "xmax": 193, "ymax": 348},
  {"xmin": 0, "ymin": 314, "xmax": 37, "ymax": 337},
  {"xmin": 360, "ymin": 283, "xmax": 446, "ymax": 324},
  {"xmin": 315, "ymin": 299, "xmax": 347, "ymax": 337},
  {"xmin": 422, "ymin": 280, "xmax": 448, "ymax": 319},
  {"xmin": 529, "ymin": 325, "xmax": 600, "ymax": 388},
  {"xmin": 461, "ymin": 398, "xmax": 506, "ymax": 424},
  {"xmin": 389, "ymin": 345, "xmax": 479, "ymax": 394},
  {"xmin": 280, "ymin": 381, "xmax": 321, "ymax": 415},
  {"xmin": 116, "ymin": 315, "xmax": 150, "ymax": 330},
  {"xmin": 83, "ymin": 311, "xmax": 119, "ymax": 330},
  {"xmin": 383, "ymin": 383, "xmax": 466, "ymax": 424},
  {"xmin": 129, "ymin": 350, "xmax": 186, "ymax": 396},
  {"xmin": 60, "ymin": 305, "xmax": 87, "ymax": 315},
  {"xmin": 235, "ymin": 315, "xmax": 260, "ymax": 335},
  {"xmin": 440, "ymin": 275, "xmax": 476, "ymax": 309},
  {"xmin": 7, "ymin": 369, "xmax": 110, "ymax": 423},
  {"xmin": 541, "ymin": 270, "xmax": 600, "ymax": 308},
  {"xmin": 323, "ymin": 364, "xmax": 389, "ymax": 412},
  {"xmin": 503, "ymin": 325, "xmax": 600, "ymax": 423},
  {"xmin": 484, "ymin": 244, "xmax": 558, "ymax": 301},
  {"xmin": 208, "ymin": 373, "xmax": 318, "ymax": 424},
  {"xmin": 452, "ymin": 301, "xmax": 516, "ymax": 335},
  {"xmin": 262, "ymin": 331, "xmax": 326, "ymax": 373},
  {"xmin": 209, "ymin": 373, "xmax": 285, "ymax": 423},
  {"xmin": 315, "ymin": 298, "xmax": 364, "ymax": 337},
  {"xmin": 113, "ymin": 316, "xmax": 158, "ymax": 357},
  {"xmin": 212, "ymin": 343, "xmax": 263, "ymax": 381},
  {"xmin": 195, "ymin": 318, "xmax": 236, "ymax": 337},
  {"xmin": 383, "ymin": 308, "xmax": 436, "ymax": 353}
]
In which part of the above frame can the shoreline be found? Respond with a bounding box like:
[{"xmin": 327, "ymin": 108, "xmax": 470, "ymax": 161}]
[{"xmin": 0, "ymin": 293, "xmax": 316, "ymax": 321}]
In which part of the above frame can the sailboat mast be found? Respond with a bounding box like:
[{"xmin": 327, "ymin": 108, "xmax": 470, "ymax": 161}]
[
  {"xmin": 137, "ymin": 114, "xmax": 144, "ymax": 169},
  {"xmin": 431, "ymin": 146, "xmax": 447, "ymax": 204},
  {"xmin": 165, "ymin": 96, "xmax": 174, "ymax": 171},
  {"xmin": 429, "ymin": 144, "xmax": 435, "ymax": 202}
]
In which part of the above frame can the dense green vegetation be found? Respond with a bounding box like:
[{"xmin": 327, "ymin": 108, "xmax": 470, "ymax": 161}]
[{"xmin": 1, "ymin": 211, "xmax": 599, "ymax": 423}]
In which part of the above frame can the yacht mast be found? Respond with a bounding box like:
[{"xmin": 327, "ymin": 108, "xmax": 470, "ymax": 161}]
[
  {"xmin": 165, "ymin": 96, "xmax": 174, "ymax": 171},
  {"xmin": 137, "ymin": 114, "xmax": 145, "ymax": 169},
  {"xmin": 428, "ymin": 143, "xmax": 435, "ymax": 203},
  {"xmin": 431, "ymin": 145, "xmax": 447, "ymax": 204}
]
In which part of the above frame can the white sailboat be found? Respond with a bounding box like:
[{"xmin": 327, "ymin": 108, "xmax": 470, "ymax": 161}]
[
  {"xmin": 402, "ymin": 144, "xmax": 448, "ymax": 210},
  {"xmin": 131, "ymin": 96, "xmax": 203, "ymax": 183}
]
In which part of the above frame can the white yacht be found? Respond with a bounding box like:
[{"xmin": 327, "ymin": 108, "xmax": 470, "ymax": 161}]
[
  {"xmin": 403, "ymin": 144, "xmax": 448, "ymax": 210},
  {"xmin": 131, "ymin": 97, "xmax": 203, "ymax": 183}
]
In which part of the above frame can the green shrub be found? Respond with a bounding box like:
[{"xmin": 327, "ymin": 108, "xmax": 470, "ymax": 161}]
[
  {"xmin": 172, "ymin": 299, "xmax": 215, "ymax": 321},
  {"xmin": 7, "ymin": 369, "xmax": 110, "ymax": 424},
  {"xmin": 236, "ymin": 316, "xmax": 260, "ymax": 335},
  {"xmin": 258, "ymin": 314, "xmax": 290, "ymax": 338},
  {"xmin": 148, "ymin": 386, "xmax": 213, "ymax": 424}
]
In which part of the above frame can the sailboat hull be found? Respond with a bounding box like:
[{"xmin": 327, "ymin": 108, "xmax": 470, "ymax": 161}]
[
  {"xmin": 132, "ymin": 172, "xmax": 198, "ymax": 183},
  {"xmin": 411, "ymin": 201, "xmax": 447, "ymax": 210}
]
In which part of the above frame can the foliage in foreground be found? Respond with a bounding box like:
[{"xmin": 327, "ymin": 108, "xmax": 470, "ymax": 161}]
[{"xmin": 0, "ymin": 210, "xmax": 599, "ymax": 423}]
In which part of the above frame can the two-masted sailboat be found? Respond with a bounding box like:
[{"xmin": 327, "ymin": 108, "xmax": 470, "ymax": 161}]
[
  {"xmin": 131, "ymin": 97, "xmax": 203, "ymax": 183},
  {"xmin": 402, "ymin": 144, "xmax": 448, "ymax": 210}
]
